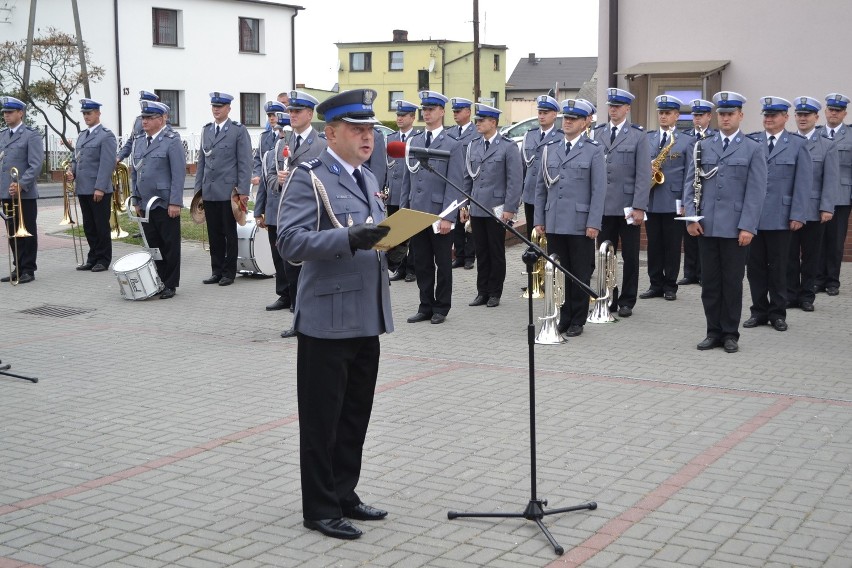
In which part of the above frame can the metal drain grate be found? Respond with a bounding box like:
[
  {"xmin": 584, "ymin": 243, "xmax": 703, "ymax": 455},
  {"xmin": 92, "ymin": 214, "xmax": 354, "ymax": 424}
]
[{"xmin": 18, "ymin": 304, "xmax": 96, "ymax": 318}]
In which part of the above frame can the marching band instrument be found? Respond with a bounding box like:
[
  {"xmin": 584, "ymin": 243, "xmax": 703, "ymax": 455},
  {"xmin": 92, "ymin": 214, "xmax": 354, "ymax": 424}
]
[
  {"xmin": 650, "ymin": 129, "xmax": 676, "ymax": 187},
  {"xmin": 521, "ymin": 227, "xmax": 546, "ymax": 299},
  {"xmin": 110, "ymin": 163, "xmax": 130, "ymax": 239},
  {"xmin": 236, "ymin": 211, "xmax": 275, "ymax": 276},
  {"xmin": 2, "ymin": 167, "xmax": 32, "ymax": 285},
  {"xmin": 535, "ymin": 253, "xmax": 566, "ymax": 345},
  {"xmin": 113, "ymin": 251, "xmax": 162, "ymax": 300},
  {"xmin": 587, "ymin": 240, "xmax": 618, "ymax": 324},
  {"xmin": 59, "ymin": 159, "xmax": 85, "ymax": 266}
]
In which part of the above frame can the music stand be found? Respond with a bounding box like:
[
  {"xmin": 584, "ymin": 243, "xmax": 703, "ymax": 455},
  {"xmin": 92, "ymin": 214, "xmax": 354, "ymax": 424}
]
[
  {"xmin": 0, "ymin": 360, "xmax": 38, "ymax": 383},
  {"xmin": 414, "ymin": 157, "xmax": 597, "ymax": 555}
]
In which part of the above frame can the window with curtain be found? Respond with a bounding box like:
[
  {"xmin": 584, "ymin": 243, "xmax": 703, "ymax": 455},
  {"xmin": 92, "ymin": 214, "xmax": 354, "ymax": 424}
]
[
  {"xmin": 239, "ymin": 17, "xmax": 260, "ymax": 53},
  {"xmin": 152, "ymin": 8, "xmax": 178, "ymax": 47}
]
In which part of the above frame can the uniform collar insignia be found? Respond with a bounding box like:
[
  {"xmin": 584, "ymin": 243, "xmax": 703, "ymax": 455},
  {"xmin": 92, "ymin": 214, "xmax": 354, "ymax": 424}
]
[{"xmin": 330, "ymin": 163, "xmax": 340, "ymax": 175}]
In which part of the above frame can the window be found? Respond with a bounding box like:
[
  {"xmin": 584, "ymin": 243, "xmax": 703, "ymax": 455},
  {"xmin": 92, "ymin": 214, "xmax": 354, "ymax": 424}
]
[
  {"xmin": 240, "ymin": 93, "xmax": 262, "ymax": 127},
  {"xmin": 152, "ymin": 8, "xmax": 179, "ymax": 47},
  {"xmin": 239, "ymin": 17, "xmax": 261, "ymax": 53},
  {"xmin": 491, "ymin": 92, "xmax": 500, "ymax": 108},
  {"xmin": 154, "ymin": 89, "xmax": 182, "ymax": 127},
  {"xmin": 388, "ymin": 91, "xmax": 404, "ymax": 111},
  {"xmin": 493, "ymin": 54, "xmax": 500, "ymax": 72},
  {"xmin": 389, "ymin": 51, "xmax": 404, "ymax": 71},
  {"xmin": 350, "ymin": 52, "xmax": 372, "ymax": 72},
  {"xmin": 418, "ymin": 70, "xmax": 429, "ymax": 91}
]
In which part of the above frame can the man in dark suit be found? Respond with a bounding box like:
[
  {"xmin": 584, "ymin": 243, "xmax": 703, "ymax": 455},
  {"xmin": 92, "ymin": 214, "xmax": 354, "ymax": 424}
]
[
  {"xmin": 400, "ymin": 90, "xmax": 464, "ymax": 324},
  {"xmin": 276, "ymin": 89, "xmax": 392, "ymax": 541},
  {"xmin": 521, "ymin": 95, "xmax": 562, "ymax": 240},
  {"xmin": 448, "ymin": 97, "xmax": 476, "ymax": 269},
  {"xmin": 685, "ymin": 91, "xmax": 767, "ymax": 353}
]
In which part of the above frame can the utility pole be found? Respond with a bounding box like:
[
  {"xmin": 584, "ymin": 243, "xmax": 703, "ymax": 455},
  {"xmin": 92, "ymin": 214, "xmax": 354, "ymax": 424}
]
[
  {"xmin": 22, "ymin": 0, "xmax": 37, "ymax": 90},
  {"xmin": 71, "ymin": 0, "xmax": 90, "ymax": 97},
  {"xmin": 472, "ymin": 0, "xmax": 480, "ymax": 102}
]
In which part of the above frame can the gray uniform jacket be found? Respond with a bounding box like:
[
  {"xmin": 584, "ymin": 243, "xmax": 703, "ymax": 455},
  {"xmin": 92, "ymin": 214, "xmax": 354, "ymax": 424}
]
[
  {"xmin": 594, "ymin": 122, "xmax": 652, "ymax": 215},
  {"xmin": 194, "ymin": 118, "xmax": 252, "ymax": 201},
  {"xmin": 385, "ymin": 129, "xmax": 421, "ymax": 206},
  {"xmin": 647, "ymin": 129, "xmax": 695, "ymax": 214},
  {"xmin": 802, "ymin": 127, "xmax": 839, "ymax": 220},
  {"xmin": 252, "ymin": 128, "xmax": 278, "ymax": 180},
  {"xmin": 276, "ymin": 151, "xmax": 394, "ymax": 340},
  {"xmin": 522, "ymin": 126, "xmax": 563, "ymax": 205},
  {"xmin": 289, "ymin": 128, "xmax": 326, "ymax": 167},
  {"xmin": 463, "ymin": 134, "xmax": 523, "ymax": 217},
  {"xmin": 826, "ymin": 124, "xmax": 852, "ymax": 206},
  {"xmin": 367, "ymin": 128, "xmax": 388, "ymax": 191},
  {"xmin": 683, "ymin": 127, "xmax": 717, "ymax": 140},
  {"xmin": 400, "ymin": 128, "xmax": 464, "ymax": 219},
  {"xmin": 748, "ymin": 130, "xmax": 812, "ymax": 230},
  {"xmin": 684, "ymin": 132, "xmax": 767, "ymax": 238},
  {"xmin": 533, "ymin": 137, "xmax": 606, "ymax": 235},
  {"xmin": 447, "ymin": 123, "xmax": 476, "ymax": 146},
  {"xmin": 117, "ymin": 116, "xmax": 143, "ymax": 161},
  {"xmin": 71, "ymin": 125, "xmax": 118, "ymax": 196},
  {"xmin": 0, "ymin": 125, "xmax": 44, "ymax": 200},
  {"xmin": 254, "ymin": 144, "xmax": 279, "ymax": 222},
  {"xmin": 130, "ymin": 130, "xmax": 186, "ymax": 210}
]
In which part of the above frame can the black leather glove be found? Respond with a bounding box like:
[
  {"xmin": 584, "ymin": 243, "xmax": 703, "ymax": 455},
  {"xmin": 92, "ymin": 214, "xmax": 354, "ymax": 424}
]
[{"xmin": 348, "ymin": 223, "xmax": 390, "ymax": 251}]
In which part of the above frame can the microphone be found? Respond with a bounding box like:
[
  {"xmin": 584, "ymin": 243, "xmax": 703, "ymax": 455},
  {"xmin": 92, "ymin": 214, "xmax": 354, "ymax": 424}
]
[{"xmin": 387, "ymin": 140, "xmax": 451, "ymax": 160}]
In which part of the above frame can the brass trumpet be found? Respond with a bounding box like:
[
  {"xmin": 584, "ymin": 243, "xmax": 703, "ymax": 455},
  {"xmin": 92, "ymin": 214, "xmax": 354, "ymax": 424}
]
[
  {"xmin": 110, "ymin": 163, "xmax": 130, "ymax": 239},
  {"xmin": 3, "ymin": 167, "xmax": 33, "ymax": 285},
  {"xmin": 59, "ymin": 159, "xmax": 85, "ymax": 266}
]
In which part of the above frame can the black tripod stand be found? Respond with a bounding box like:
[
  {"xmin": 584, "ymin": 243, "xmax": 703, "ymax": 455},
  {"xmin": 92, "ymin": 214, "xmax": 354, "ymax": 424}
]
[
  {"xmin": 0, "ymin": 359, "xmax": 39, "ymax": 383},
  {"xmin": 412, "ymin": 158, "xmax": 597, "ymax": 555}
]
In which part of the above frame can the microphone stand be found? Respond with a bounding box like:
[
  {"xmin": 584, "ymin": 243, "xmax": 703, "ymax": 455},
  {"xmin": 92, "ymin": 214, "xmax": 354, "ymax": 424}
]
[
  {"xmin": 0, "ymin": 359, "xmax": 39, "ymax": 383},
  {"xmin": 414, "ymin": 156, "xmax": 597, "ymax": 555}
]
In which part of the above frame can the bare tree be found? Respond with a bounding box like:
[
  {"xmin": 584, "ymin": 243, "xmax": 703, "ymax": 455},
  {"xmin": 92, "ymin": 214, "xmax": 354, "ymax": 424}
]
[{"xmin": 0, "ymin": 27, "xmax": 104, "ymax": 151}]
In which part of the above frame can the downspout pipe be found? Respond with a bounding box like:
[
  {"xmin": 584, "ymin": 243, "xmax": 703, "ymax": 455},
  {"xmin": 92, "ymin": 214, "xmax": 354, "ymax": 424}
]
[
  {"xmin": 290, "ymin": 9, "xmax": 300, "ymax": 89},
  {"xmin": 114, "ymin": 0, "xmax": 123, "ymax": 137},
  {"xmin": 608, "ymin": 0, "xmax": 618, "ymax": 88}
]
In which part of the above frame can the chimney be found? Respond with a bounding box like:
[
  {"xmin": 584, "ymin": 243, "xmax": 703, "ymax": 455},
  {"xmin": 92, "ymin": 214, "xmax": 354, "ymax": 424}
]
[
  {"xmin": 393, "ymin": 30, "xmax": 408, "ymax": 42},
  {"xmin": 528, "ymin": 53, "xmax": 536, "ymax": 64}
]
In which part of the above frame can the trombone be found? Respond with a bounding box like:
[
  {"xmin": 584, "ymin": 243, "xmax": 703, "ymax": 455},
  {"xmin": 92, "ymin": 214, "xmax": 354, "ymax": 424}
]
[
  {"xmin": 2, "ymin": 167, "xmax": 33, "ymax": 285},
  {"xmin": 110, "ymin": 163, "xmax": 130, "ymax": 239},
  {"xmin": 59, "ymin": 159, "xmax": 85, "ymax": 266}
]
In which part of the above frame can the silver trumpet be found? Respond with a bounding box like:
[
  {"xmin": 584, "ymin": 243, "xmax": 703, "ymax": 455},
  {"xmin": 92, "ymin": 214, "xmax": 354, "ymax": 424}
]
[
  {"xmin": 535, "ymin": 253, "xmax": 566, "ymax": 345},
  {"xmin": 587, "ymin": 240, "xmax": 618, "ymax": 324}
]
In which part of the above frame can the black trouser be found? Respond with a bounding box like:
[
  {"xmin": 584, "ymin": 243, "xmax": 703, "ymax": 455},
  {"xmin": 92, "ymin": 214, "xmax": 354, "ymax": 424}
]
[
  {"xmin": 452, "ymin": 209, "xmax": 474, "ymax": 263},
  {"xmin": 599, "ymin": 215, "xmax": 640, "ymax": 309},
  {"xmin": 698, "ymin": 237, "xmax": 749, "ymax": 340},
  {"xmin": 265, "ymin": 224, "xmax": 289, "ymax": 300},
  {"xmin": 410, "ymin": 228, "xmax": 453, "ymax": 316},
  {"xmin": 524, "ymin": 202, "xmax": 535, "ymax": 240},
  {"xmin": 471, "ymin": 215, "xmax": 507, "ymax": 298},
  {"xmin": 203, "ymin": 200, "xmax": 238, "ymax": 279},
  {"xmin": 3, "ymin": 198, "xmax": 37, "ymax": 275},
  {"xmin": 546, "ymin": 233, "xmax": 595, "ymax": 329},
  {"xmin": 682, "ymin": 225, "xmax": 702, "ymax": 282},
  {"xmin": 78, "ymin": 193, "xmax": 113, "ymax": 267},
  {"xmin": 817, "ymin": 204, "xmax": 850, "ymax": 290},
  {"xmin": 284, "ymin": 260, "xmax": 302, "ymax": 307},
  {"xmin": 141, "ymin": 207, "xmax": 181, "ymax": 289},
  {"xmin": 645, "ymin": 211, "xmax": 682, "ymax": 293},
  {"xmin": 787, "ymin": 221, "xmax": 825, "ymax": 305},
  {"xmin": 386, "ymin": 204, "xmax": 415, "ymax": 274},
  {"xmin": 747, "ymin": 229, "xmax": 792, "ymax": 322},
  {"xmin": 297, "ymin": 333, "xmax": 379, "ymax": 520}
]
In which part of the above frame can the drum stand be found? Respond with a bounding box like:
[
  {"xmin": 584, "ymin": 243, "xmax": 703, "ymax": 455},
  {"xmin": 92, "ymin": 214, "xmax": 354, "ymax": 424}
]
[
  {"xmin": 414, "ymin": 158, "xmax": 598, "ymax": 556},
  {"xmin": 126, "ymin": 196, "xmax": 163, "ymax": 261},
  {"xmin": 0, "ymin": 360, "xmax": 38, "ymax": 383}
]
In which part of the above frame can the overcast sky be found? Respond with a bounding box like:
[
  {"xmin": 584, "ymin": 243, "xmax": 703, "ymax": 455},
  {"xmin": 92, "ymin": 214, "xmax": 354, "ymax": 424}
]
[{"xmin": 292, "ymin": 0, "xmax": 599, "ymax": 90}]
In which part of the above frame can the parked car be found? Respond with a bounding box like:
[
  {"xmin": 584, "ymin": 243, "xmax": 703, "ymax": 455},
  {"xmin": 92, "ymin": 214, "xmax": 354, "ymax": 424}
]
[{"xmin": 375, "ymin": 124, "xmax": 395, "ymax": 139}]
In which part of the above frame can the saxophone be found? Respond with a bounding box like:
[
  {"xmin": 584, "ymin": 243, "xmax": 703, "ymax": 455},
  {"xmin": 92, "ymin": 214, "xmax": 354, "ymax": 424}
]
[{"xmin": 650, "ymin": 129, "xmax": 676, "ymax": 187}]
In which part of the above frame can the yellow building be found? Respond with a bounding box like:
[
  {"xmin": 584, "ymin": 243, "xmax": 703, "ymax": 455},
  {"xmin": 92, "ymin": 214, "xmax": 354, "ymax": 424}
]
[{"xmin": 337, "ymin": 30, "xmax": 508, "ymax": 125}]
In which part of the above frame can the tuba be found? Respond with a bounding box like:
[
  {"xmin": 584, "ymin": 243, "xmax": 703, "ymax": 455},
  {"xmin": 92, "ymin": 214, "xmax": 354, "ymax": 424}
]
[
  {"xmin": 535, "ymin": 253, "xmax": 566, "ymax": 344},
  {"xmin": 587, "ymin": 240, "xmax": 618, "ymax": 324},
  {"xmin": 59, "ymin": 159, "xmax": 85, "ymax": 266},
  {"xmin": 110, "ymin": 163, "xmax": 130, "ymax": 239},
  {"xmin": 650, "ymin": 129, "xmax": 676, "ymax": 187},
  {"xmin": 521, "ymin": 227, "xmax": 547, "ymax": 299}
]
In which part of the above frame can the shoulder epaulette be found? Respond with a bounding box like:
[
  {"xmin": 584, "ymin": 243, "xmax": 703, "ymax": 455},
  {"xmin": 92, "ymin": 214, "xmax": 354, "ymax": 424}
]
[
  {"xmin": 814, "ymin": 125, "xmax": 824, "ymax": 130},
  {"xmin": 501, "ymin": 134, "xmax": 514, "ymax": 143},
  {"xmin": 746, "ymin": 132, "xmax": 762, "ymax": 141},
  {"xmin": 554, "ymin": 128, "xmax": 564, "ymax": 134},
  {"xmin": 165, "ymin": 131, "xmax": 176, "ymax": 138},
  {"xmin": 0, "ymin": 127, "xmax": 7, "ymax": 133},
  {"xmin": 630, "ymin": 124, "xmax": 644, "ymax": 131},
  {"xmin": 101, "ymin": 126, "xmax": 112, "ymax": 133},
  {"xmin": 318, "ymin": 132, "xmax": 327, "ymax": 139},
  {"xmin": 529, "ymin": 127, "xmax": 542, "ymax": 133},
  {"xmin": 297, "ymin": 158, "xmax": 322, "ymax": 171},
  {"xmin": 593, "ymin": 123, "xmax": 606, "ymax": 130},
  {"xmin": 585, "ymin": 138, "xmax": 600, "ymax": 146},
  {"xmin": 789, "ymin": 132, "xmax": 806, "ymax": 140},
  {"xmin": 409, "ymin": 130, "xmax": 423, "ymax": 137},
  {"xmin": 203, "ymin": 122, "xmax": 213, "ymax": 128},
  {"xmin": 133, "ymin": 132, "xmax": 146, "ymax": 139},
  {"xmin": 679, "ymin": 130, "xmax": 696, "ymax": 138},
  {"xmin": 231, "ymin": 120, "xmax": 243, "ymax": 127}
]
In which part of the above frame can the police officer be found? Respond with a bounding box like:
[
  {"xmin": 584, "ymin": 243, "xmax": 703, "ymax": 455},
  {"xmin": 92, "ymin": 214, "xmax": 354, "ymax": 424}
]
[
  {"xmin": 685, "ymin": 92, "xmax": 767, "ymax": 353},
  {"xmin": 368, "ymin": 126, "xmax": 388, "ymax": 194},
  {"xmin": 641, "ymin": 95, "xmax": 696, "ymax": 301},
  {"xmin": 679, "ymin": 99, "xmax": 717, "ymax": 286},
  {"xmin": 593, "ymin": 88, "xmax": 651, "ymax": 318},
  {"xmin": 117, "ymin": 90, "xmax": 159, "ymax": 162},
  {"xmin": 400, "ymin": 90, "xmax": 464, "ymax": 325},
  {"xmin": 278, "ymin": 90, "xmax": 327, "ymax": 339},
  {"xmin": 789, "ymin": 96, "xmax": 839, "ymax": 311},
  {"xmin": 276, "ymin": 89, "xmax": 392, "ymax": 541},
  {"xmin": 1, "ymin": 96, "xmax": 44, "ymax": 284},
  {"xmin": 251, "ymin": 100, "xmax": 287, "ymax": 188},
  {"xmin": 816, "ymin": 93, "xmax": 852, "ymax": 296},
  {"xmin": 744, "ymin": 97, "xmax": 811, "ymax": 332},
  {"xmin": 386, "ymin": 99, "xmax": 421, "ymax": 280},
  {"xmin": 521, "ymin": 95, "xmax": 562, "ymax": 240},
  {"xmin": 68, "ymin": 98, "xmax": 118, "ymax": 272},
  {"xmin": 196, "ymin": 92, "xmax": 252, "ymax": 287},
  {"xmin": 533, "ymin": 99, "xmax": 606, "ymax": 338},
  {"xmin": 462, "ymin": 103, "xmax": 523, "ymax": 308},
  {"xmin": 130, "ymin": 100, "xmax": 185, "ymax": 299},
  {"xmin": 448, "ymin": 96, "xmax": 476, "ymax": 269}
]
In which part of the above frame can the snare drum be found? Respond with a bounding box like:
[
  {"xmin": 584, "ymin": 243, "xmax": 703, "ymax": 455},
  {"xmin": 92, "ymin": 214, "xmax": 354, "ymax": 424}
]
[
  {"xmin": 236, "ymin": 212, "xmax": 275, "ymax": 276},
  {"xmin": 113, "ymin": 251, "xmax": 163, "ymax": 300}
]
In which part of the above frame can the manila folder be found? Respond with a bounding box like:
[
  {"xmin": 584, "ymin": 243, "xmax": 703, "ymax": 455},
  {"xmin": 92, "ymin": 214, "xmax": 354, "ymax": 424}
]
[{"xmin": 373, "ymin": 208, "xmax": 440, "ymax": 250}]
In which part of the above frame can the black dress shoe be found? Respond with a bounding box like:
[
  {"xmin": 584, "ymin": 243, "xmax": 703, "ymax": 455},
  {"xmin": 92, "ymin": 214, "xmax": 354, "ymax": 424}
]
[
  {"xmin": 159, "ymin": 288, "xmax": 176, "ymax": 299},
  {"xmin": 203, "ymin": 274, "xmax": 222, "ymax": 284},
  {"xmin": 76, "ymin": 263, "xmax": 94, "ymax": 271},
  {"xmin": 280, "ymin": 327, "xmax": 297, "ymax": 338},
  {"xmin": 565, "ymin": 324, "xmax": 583, "ymax": 337},
  {"xmin": 800, "ymin": 301, "xmax": 814, "ymax": 312},
  {"xmin": 343, "ymin": 503, "xmax": 388, "ymax": 521},
  {"xmin": 469, "ymin": 295, "xmax": 487, "ymax": 306},
  {"xmin": 697, "ymin": 336, "xmax": 722, "ymax": 350},
  {"xmin": 464, "ymin": 261, "xmax": 474, "ymax": 269},
  {"xmin": 16, "ymin": 273, "xmax": 34, "ymax": 284},
  {"xmin": 486, "ymin": 296, "xmax": 500, "ymax": 307},
  {"xmin": 742, "ymin": 317, "xmax": 767, "ymax": 328},
  {"xmin": 771, "ymin": 318, "xmax": 788, "ymax": 332},
  {"xmin": 0, "ymin": 275, "xmax": 12, "ymax": 283},
  {"xmin": 218, "ymin": 276, "xmax": 234, "ymax": 286},
  {"xmin": 664, "ymin": 291, "xmax": 676, "ymax": 301},
  {"xmin": 639, "ymin": 289, "xmax": 663, "ymax": 299},
  {"xmin": 451, "ymin": 258, "xmax": 465, "ymax": 268},
  {"xmin": 303, "ymin": 518, "xmax": 362, "ymax": 540},
  {"xmin": 617, "ymin": 306, "xmax": 632, "ymax": 317},
  {"xmin": 266, "ymin": 298, "xmax": 290, "ymax": 311},
  {"xmin": 676, "ymin": 277, "xmax": 697, "ymax": 286},
  {"xmin": 723, "ymin": 338, "xmax": 739, "ymax": 353},
  {"xmin": 404, "ymin": 273, "xmax": 416, "ymax": 282},
  {"xmin": 430, "ymin": 313, "xmax": 446, "ymax": 324},
  {"xmin": 91, "ymin": 263, "xmax": 108, "ymax": 272},
  {"xmin": 826, "ymin": 286, "xmax": 839, "ymax": 296},
  {"xmin": 407, "ymin": 312, "xmax": 431, "ymax": 323},
  {"xmin": 389, "ymin": 270, "xmax": 405, "ymax": 282}
]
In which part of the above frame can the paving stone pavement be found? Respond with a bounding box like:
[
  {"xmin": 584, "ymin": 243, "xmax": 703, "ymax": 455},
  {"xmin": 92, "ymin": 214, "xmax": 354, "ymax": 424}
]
[{"xmin": 1, "ymin": 202, "xmax": 850, "ymax": 567}]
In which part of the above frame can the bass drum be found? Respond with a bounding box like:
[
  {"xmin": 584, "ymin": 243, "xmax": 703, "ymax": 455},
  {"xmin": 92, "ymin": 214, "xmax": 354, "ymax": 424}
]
[
  {"xmin": 236, "ymin": 211, "xmax": 275, "ymax": 276},
  {"xmin": 113, "ymin": 251, "xmax": 163, "ymax": 300}
]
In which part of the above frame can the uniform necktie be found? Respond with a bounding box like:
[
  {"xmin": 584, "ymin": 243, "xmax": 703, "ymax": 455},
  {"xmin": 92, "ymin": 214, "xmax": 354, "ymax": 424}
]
[
  {"xmin": 425, "ymin": 131, "xmax": 432, "ymax": 148},
  {"xmin": 540, "ymin": 130, "xmax": 545, "ymax": 142},
  {"xmin": 146, "ymin": 135, "xmax": 152, "ymax": 148},
  {"xmin": 565, "ymin": 141, "xmax": 572, "ymax": 154},
  {"xmin": 484, "ymin": 140, "xmax": 490, "ymax": 151},
  {"xmin": 215, "ymin": 124, "xmax": 220, "ymax": 137},
  {"xmin": 458, "ymin": 125, "xmax": 463, "ymax": 137},
  {"xmin": 9, "ymin": 129, "xmax": 13, "ymax": 138},
  {"xmin": 400, "ymin": 133, "xmax": 405, "ymax": 143},
  {"xmin": 659, "ymin": 132, "xmax": 668, "ymax": 149},
  {"xmin": 610, "ymin": 126, "xmax": 617, "ymax": 144},
  {"xmin": 722, "ymin": 137, "xmax": 729, "ymax": 151},
  {"xmin": 768, "ymin": 135, "xmax": 776, "ymax": 153},
  {"xmin": 294, "ymin": 136, "xmax": 302, "ymax": 151},
  {"xmin": 352, "ymin": 168, "xmax": 370, "ymax": 202},
  {"xmin": 830, "ymin": 128, "xmax": 836, "ymax": 139}
]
